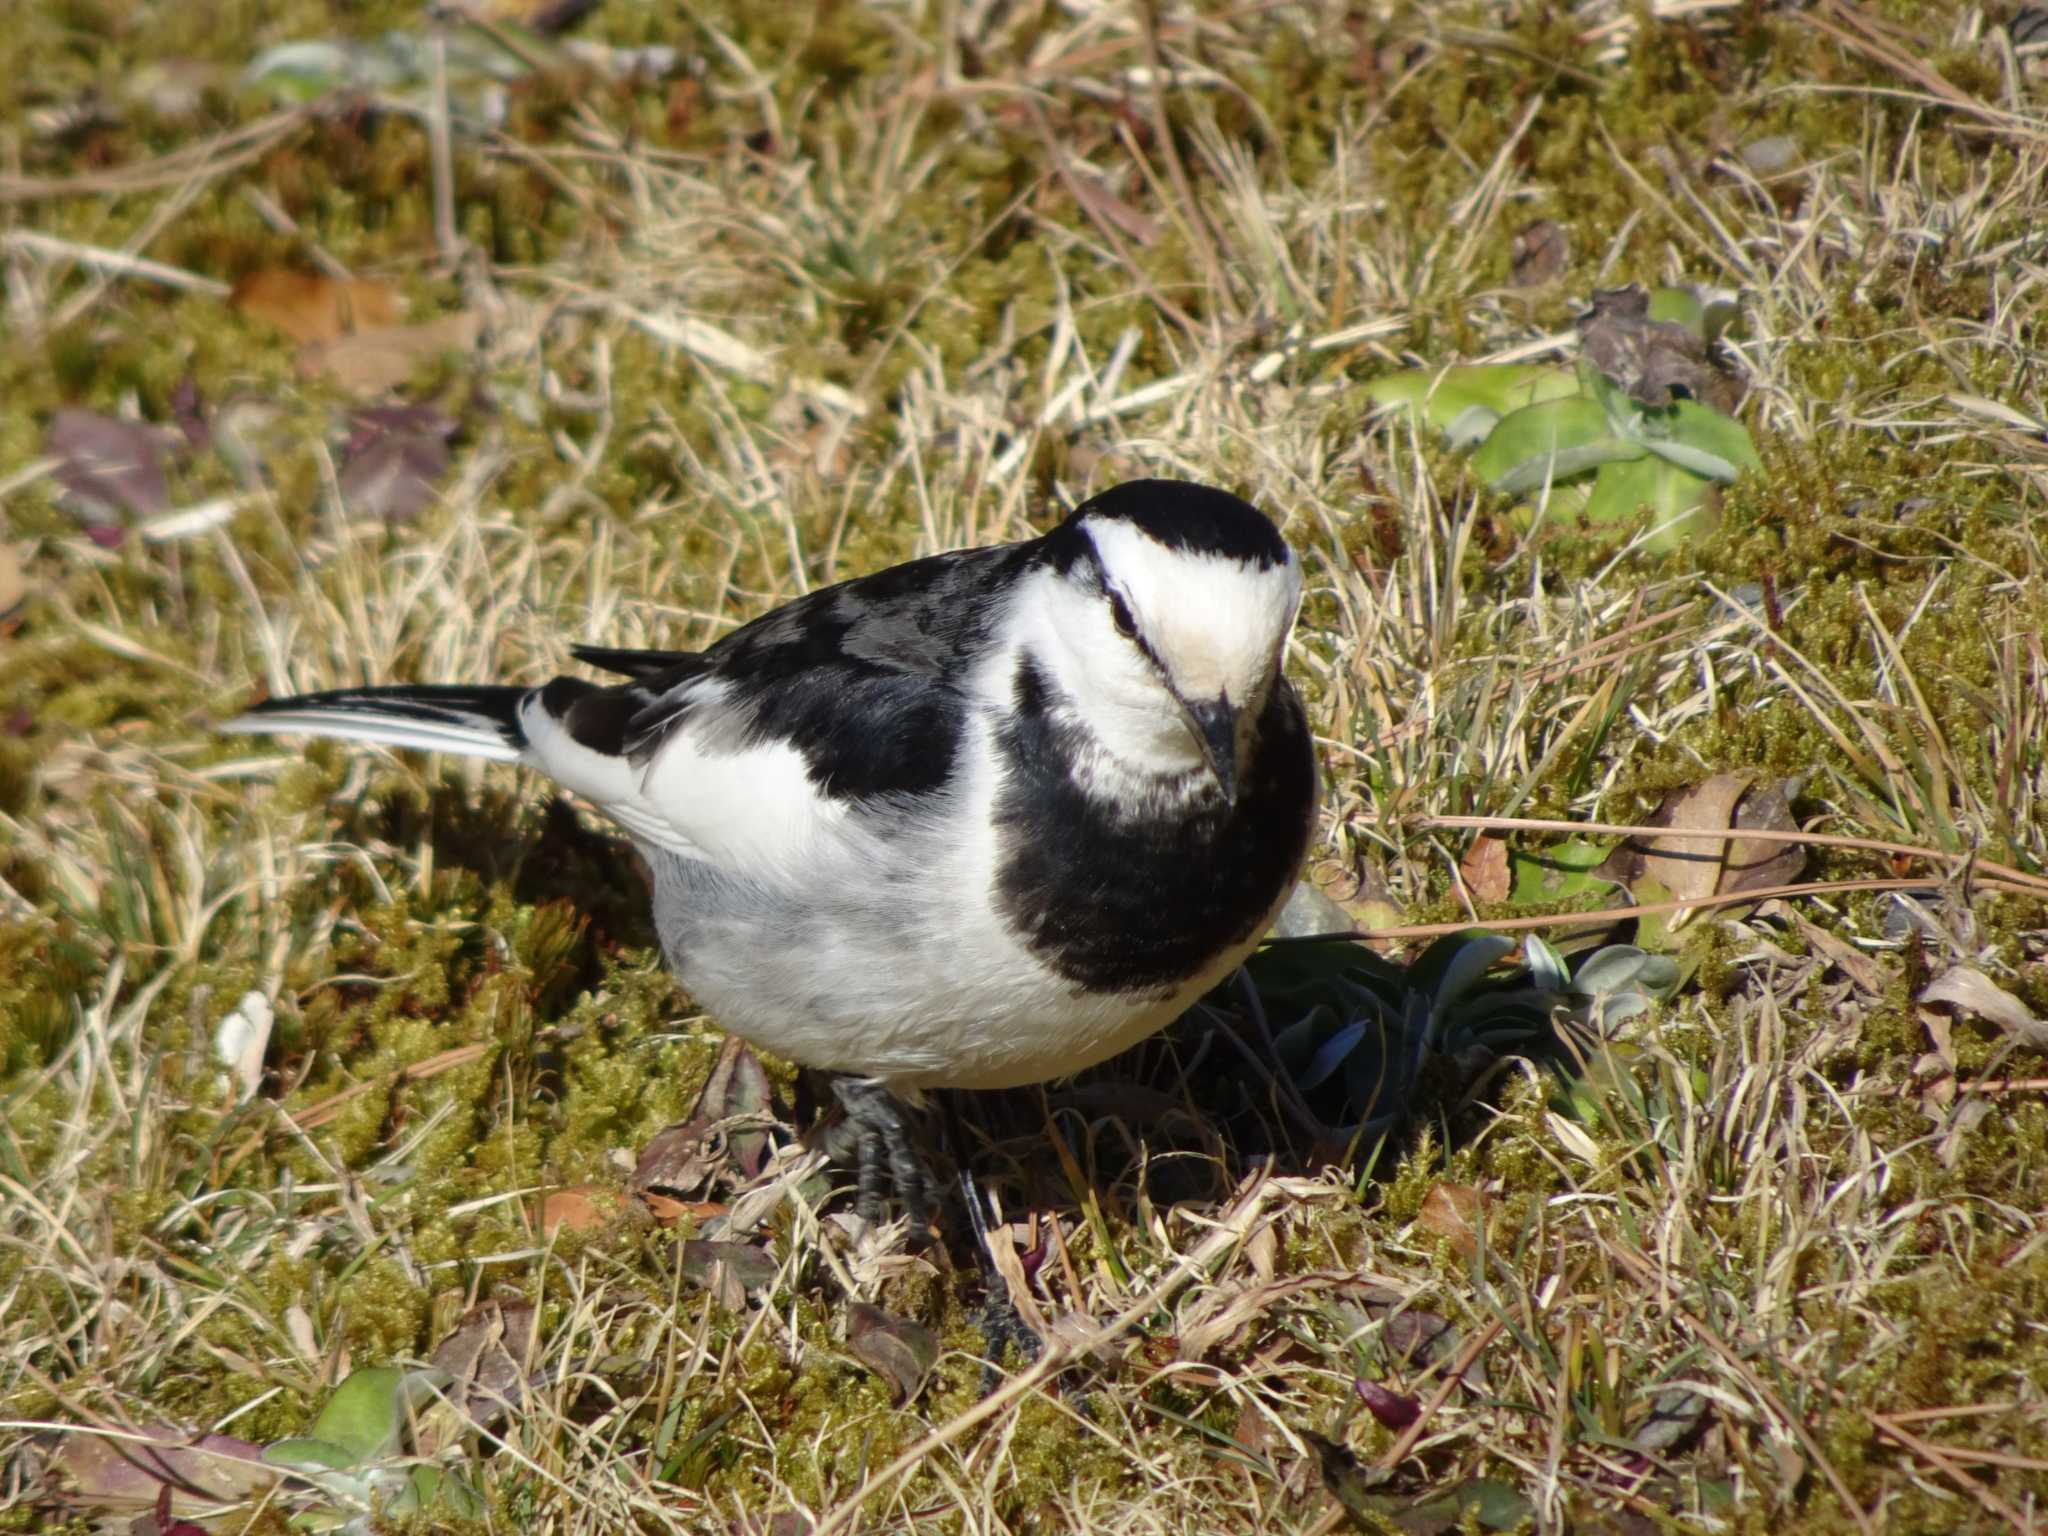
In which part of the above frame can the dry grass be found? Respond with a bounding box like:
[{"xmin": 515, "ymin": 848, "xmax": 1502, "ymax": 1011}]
[{"xmin": 4, "ymin": 0, "xmax": 2048, "ymax": 1532}]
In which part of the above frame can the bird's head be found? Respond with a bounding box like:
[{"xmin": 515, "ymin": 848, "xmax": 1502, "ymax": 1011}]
[{"xmin": 1009, "ymin": 479, "xmax": 1303, "ymax": 805}]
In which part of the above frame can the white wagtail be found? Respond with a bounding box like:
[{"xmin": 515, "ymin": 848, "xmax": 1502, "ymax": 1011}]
[{"xmin": 224, "ymin": 478, "xmax": 1319, "ymax": 1232}]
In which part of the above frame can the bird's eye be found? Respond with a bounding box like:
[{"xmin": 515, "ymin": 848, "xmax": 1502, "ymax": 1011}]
[{"xmin": 1107, "ymin": 591, "xmax": 1138, "ymax": 639}]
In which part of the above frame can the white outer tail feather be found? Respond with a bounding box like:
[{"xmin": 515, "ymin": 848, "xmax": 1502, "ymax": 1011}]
[{"xmin": 218, "ymin": 708, "xmax": 527, "ymax": 762}]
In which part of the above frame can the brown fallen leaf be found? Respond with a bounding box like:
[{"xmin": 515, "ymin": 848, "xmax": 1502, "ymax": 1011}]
[
  {"xmin": 232, "ymin": 269, "xmax": 402, "ymax": 345},
  {"xmin": 845, "ymin": 1301, "xmax": 939, "ymax": 1405},
  {"xmin": 1354, "ymin": 1377, "xmax": 1422, "ymax": 1432},
  {"xmin": 43, "ymin": 1426, "xmax": 277, "ymax": 1515},
  {"xmin": 1578, "ymin": 284, "xmax": 1737, "ymax": 412},
  {"xmin": 1722, "ymin": 775, "xmax": 1805, "ymax": 897},
  {"xmin": 632, "ymin": 1037, "xmax": 778, "ymax": 1215},
  {"xmin": 538, "ymin": 1183, "xmax": 617, "ymax": 1236},
  {"xmin": 338, "ymin": 405, "xmax": 457, "ymax": 522},
  {"xmin": 299, "ymin": 312, "xmax": 482, "ymax": 396},
  {"xmin": 1508, "ymin": 219, "xmax": 1568, "ymax": 287},
  {"xmin": 426, "ymin": 1298, "xmax": 538, "ymax": 1432},
  {"xmin": 1458, "ymin": 833, "xmax": 1511, "ymax": 905},
  {"xmin": 1417, "ymin": 1182, "xmax": 1484, "ymax": 1258},
  {"xmin": 1596, "ymin": 774, "xmax": 1805, "ymax": 922}
]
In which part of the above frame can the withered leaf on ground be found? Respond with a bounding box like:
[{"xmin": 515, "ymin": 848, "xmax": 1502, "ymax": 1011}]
[
  {"xmin": 1579, "ymin": 285, "xmax": 1735, "ymax": 412},
  {"xmin": 1628, "ymin": 1384, "xmax": 1712, "ymax": 1455},
  {"xmin": 299, "ymin": 312, "xmax": 482, "ymax": 396},
  {"xmin": 678, "ymin": 1239, "xmax": 779, "ymax": 1306},
  {"xmin": 1920, "ymin": 967, "xmax": 2048, "ymax": 1052},
  {"xmin": 1354, "ymin": 1377, "xmax": 1422, "ymax": 1432},
  {"xmin": 42, "ymin": 1426, "xmax": 277, "ymax": 1514},
  {"xmin": 632, "ymin": 1037, "xmax": 778, "ymax": 1214},
  {"xmin": 231, "ymin": 269, "xmax": 402, "ymax": 345},
  {"xmin": 1508, "ymin": 219, "xmax": 1568, "ymax": 287},
  {"xmin": 426, "ymin": 1298, "xmax": 538, "ymax": 1430},
  {"xmin": 538, "ymin": 1183, "xmax": 618, "ymax": 1236},
  {"xmin": 1416, "ymin": 1182, "xmax": 1484, "ymax": 1258},
  {"xmin": 1595, "ymin": 774, "xmax": 1804, "ymax": 916},
  {"xmin": 1458, "ymin": 833, "xmax": 1511, "ymax": 905},
  {"xmin": 845, "ymin": 1301, "xmax": 939, "ymax": 1405}
]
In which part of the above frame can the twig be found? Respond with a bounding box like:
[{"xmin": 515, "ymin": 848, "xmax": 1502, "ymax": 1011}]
[
  {"xmin": 1315, "ymin": 876, "xmax": 2020, "ymax": 946},
  {"xmin": 3, "ymin": 230, "xmax": 230, "ymax": 297},
  {"xmin": 1417, "ymin": 814, "xmax": 2048, "ymax": 899}
]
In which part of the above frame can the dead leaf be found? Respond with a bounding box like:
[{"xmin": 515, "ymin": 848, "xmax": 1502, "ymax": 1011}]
[
  {"xmin": 538, "ymin": 1183, "xmax": 617, "ymax": 1236},
  {"xmin": 1508, "ymin": 219, "xmax": 1568, "ymax": 286},
  {"xmin": 1722, "ymin": 775, "xmax": 1805, "ymax": 896},
  {"xmin": 677, "ymin": 1239, "xmax": 779, "ymax": 1305},
  {"xmin": 168, "ymin": 374, "xmax": 209, "ymax": 451},
  {"xmin": 232, "ymin": 269, "xmax": 402, "ymax": 344},
  {"xmin": 1596, "ymin": 774, "xmax": 1806, "ymax": 921},
  {"xmin": 1417, "ymin": 1182, "xmax": 1484, "ymax": 1258},
  {"xmin": 1629, "ymin": 1384, "xmax": 1711, "ymax": 1455},
  {"xmin": 42, "ymin": 1426, "xmax": 277, "ymax": 1514},
  {"xmin": 633, "ymin": 1038, "xmax": 778, "ymax": 1213},
  {"xmin": 426, "ymin": 1298, "xmax": 537, "ymax": 1432},
  {"xmin": 47, "ymin": 408, "xmax": 176, "ymax": 526},
  {"xmin": 299, "ymin": 312, "xmax": 482, "ymax": 396},
  {"xmin": 338, "ymin": 405, "xmax": 456, "ymax": 522},
  {"xmin": 845, "ymin": 1301, "xmax": 939, "ymax": 1405},
  {"xmin": 1788, "ymin": 913, "xmax": 1885, "ymax": 997},
  {"xmin": 132, "ymin": 1483, "xmax": 210, "ymax": 1536},
  {"xmin": 1579, "ymin": 284, "xmax": 1735, "ymax": 411},
  {"xmin": 1920, "ymin": 967, "xmax": 2048, "ymax": 1052},
  {"xmin": 984, "ymin": 1217, "xmax": 1051, "ymax": 1339},
  {"xmin": 1458, "ymin": 834, "xmax": 1510, "ymax": 905}
]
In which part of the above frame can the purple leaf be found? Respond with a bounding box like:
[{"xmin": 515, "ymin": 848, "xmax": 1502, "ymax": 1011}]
[
  {"xmin": 44, "ymin": 1425, "xmax": 276, "ymax": 1513},
  {"xmin": 1354, "ymin": 1377, "xmax": 1422, "ymax": 1431},
  {"xmin": 169, "ymin": 376, "xmax": 210, "ymax": 452},
  {"xmin": 337, "ymin": 406, "xmax": 456, "ymax": 522},
  {"xmin": 47, "ymin": 409, "xmax": 175, "ymax": 526}
]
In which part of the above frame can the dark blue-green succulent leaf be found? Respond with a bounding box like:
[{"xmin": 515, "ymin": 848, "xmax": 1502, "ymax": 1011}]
[
  {"xmin": 1524, "ymin": 934, "xmax": 1570, "ymax": 991},
  {"xmin": 1298, "ymin": 1019, "xmax": 1369, "ymax": 1092},
  {"xmin": 1420, "ymin": 933, "xmax": 1520, "ymax": 1014}
]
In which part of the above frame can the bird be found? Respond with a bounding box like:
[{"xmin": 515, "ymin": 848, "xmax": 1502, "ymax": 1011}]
[{"xmin": 222, "ymin": 478, "xmax": 1319, "ymax": 1235}]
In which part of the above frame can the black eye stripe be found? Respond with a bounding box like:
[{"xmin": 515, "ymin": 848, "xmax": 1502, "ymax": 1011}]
[{"xmin": 1107, "ymin": 590, "xmax": 1137, "ymax": 637}]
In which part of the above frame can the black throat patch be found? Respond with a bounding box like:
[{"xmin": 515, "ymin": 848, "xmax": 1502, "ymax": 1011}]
[{"xmin": 990, "ymin": 654, "xmax": 1316, "ymax": 995}]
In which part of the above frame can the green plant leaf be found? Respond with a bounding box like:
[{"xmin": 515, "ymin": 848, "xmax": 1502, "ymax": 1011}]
[
  {"xmin": 1474, "ymin": 397, "xmax": 1642, "ymax": 493},
  {"xmin": 261, "ymin": 1437, "xmax": 361, "ymax": 1473},
  {"xmin": 1508, "ymin": 838, "xmax": 1615, "ymax": 905},
  {"xmin": 1581, "ymin": 455, "xmax": 1711, "ymax": 543},
  {"xmin": 1648, "ymin": 400, "xmax": 1762, "ymax": 481},
  {"xmin": 1366, "ymin": 364, "xmax": 1578, "ymax": 436}
]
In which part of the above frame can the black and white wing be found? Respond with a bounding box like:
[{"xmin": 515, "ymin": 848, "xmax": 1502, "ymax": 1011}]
[{"xmin": 223, "ymin": 541, "xmax": 1032, "ymax": 864}]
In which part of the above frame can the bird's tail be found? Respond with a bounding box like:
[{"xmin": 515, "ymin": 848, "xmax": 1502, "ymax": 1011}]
[{"xmin": 220, "ymin": 684, "xmax": 530, "ymax": 762}]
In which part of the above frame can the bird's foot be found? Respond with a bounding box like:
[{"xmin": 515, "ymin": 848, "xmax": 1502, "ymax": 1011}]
[{"xmin": 828, "ymin": 1076, "xmax": 936, "ymax": 1244}]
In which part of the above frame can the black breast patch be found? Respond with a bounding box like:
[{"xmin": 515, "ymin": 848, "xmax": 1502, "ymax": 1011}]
[{"xmin": 991, "ymin": 656, "xmax": 1316, "ymax": 994}]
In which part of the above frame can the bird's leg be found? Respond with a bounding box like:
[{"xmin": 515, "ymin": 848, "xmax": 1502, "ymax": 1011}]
[{"xmin": 829, "ymin": 1076, "xmax": 934, "ymax": 1242}]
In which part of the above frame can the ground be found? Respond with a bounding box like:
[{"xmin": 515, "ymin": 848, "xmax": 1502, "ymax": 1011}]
[{"xmin": 2, "ymin": 1, "xmax": 2046, "ymax": 1533}]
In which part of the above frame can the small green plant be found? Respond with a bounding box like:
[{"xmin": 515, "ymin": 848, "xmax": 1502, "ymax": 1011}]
[
  {"xmin": 1368, "ymin": 286, "xmax": 1762, "ymax": 552},
  {"xmin": 261, "ymin": 1365, "xmax": 483, "ymax": 1531}
]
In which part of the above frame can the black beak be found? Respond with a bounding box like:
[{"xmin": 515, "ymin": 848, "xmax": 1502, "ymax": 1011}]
[{"xmin": 1183, "ymin": 694, "xmax": 1239, "ymax": 804}]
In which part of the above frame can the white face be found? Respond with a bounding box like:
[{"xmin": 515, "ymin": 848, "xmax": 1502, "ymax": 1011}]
[{"xmin": 1009, "ymin": 514, "xmax": 1302, "ymax": 795}]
